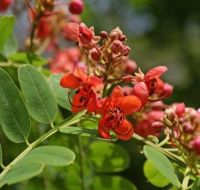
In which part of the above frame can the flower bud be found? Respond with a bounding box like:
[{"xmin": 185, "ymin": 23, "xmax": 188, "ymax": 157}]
[
  {"xmin": 125, "ymin": 60, "xmax": 137, "ymax": 74},
  {"xmin": 191, "ymin": 136, "xmax": 200, "ymax": 155},
  {"xmin": 69, "ymin": 0, "xmax": 84, "ymax": 15},
  {"xmin": 100, "ymin": 31, "xmax": 108, "ymax": 39},
  {"xmin": 89, "ymin": 48, "xmax": 101, "ymax": 61},
  {"xmin": 110, "ymin": 40, "xmax": 124, "ymax": 54},
  {"xmin": 0, "ymin": 0, "xmax": 13, "ymax": 12},
  {"xmin": 123, "ymin": 46, "xmax": 131, "ymax": 56}
]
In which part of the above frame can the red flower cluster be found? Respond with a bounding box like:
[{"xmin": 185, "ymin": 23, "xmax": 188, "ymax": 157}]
[{"xmin": 59, "ymin": 23, "xmax": 176, "ymax": 141}]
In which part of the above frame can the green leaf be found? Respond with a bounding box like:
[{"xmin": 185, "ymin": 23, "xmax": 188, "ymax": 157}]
[
  {"xmin": 0, "ymin": 16, "xmax": 15, "ymax": 52},
  {"xmin": 92, "ymin": 176, "xmax": 137, "ymax": 190},
  {"xmin": 192, "ymin": 178, "xmax": 200, "ymax": 190},
  {"xmin": 49, "ymin": 74, "xmax": 71, "ymax": 110},
  {"xmin": 143, "ymin": 160, "xmax": 170, "ymax": 187},
  {"xmin": 0, "ymin": 68, "xmax": 30, "ymax": 143},
  {"xmin": 89, "ymin": 141, "xmax": 130, "ymax": 173},
  {"xmin": 143, "ymin": 145, "xmax": 180, "ymax": 188},
  {"xmin": 20, "ymin": 146, "xmax": 75, "ymax": 167},
  {"xmin": 2, "ymin": 35, "xmax": 18, "ymax": 57},
  {"xmin": 0, "ymin": 144, "xmax": 2, "ymax": 165},
  {"xmin": 8, "ymin": 52, "xmax": 47, "ymax": 66},
  {"xmin": 18, "ymin": 65, "xmax": 58, "ymax": 124},
  {"xmin": 60, "ymin": 126, "xmax": 98, "ymax": 137},
  {"xmin": 0, "ymin": 162, "xmax": 44, "ymax": 187}
]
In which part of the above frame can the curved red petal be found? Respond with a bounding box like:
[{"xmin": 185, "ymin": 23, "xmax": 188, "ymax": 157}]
[
  {"xmin": 111, "ymin": 86, "xmax": 124, "ymax": 98},
  {"xmin": 145, "ymin": 66, "xmax": 168, "ymax": 81},
  {"xmin": 73, "ymin": 67, "xmax": 88, "ymax": 82},
  {"xmin": 87, "ymin": 76, "xmax": 103, "ymax": 90},
  {"xmin": 98, "ymin": 117, "xmax": 110, "ymax": 139},
  {"xmin": 114, "ymin": 119, "xmax": 134, "ymax": 140},
  {"xmin": 71, "ymin": 93, "xmax": 85, "ymax": 113},
  {"xmin": 132, "ymin": 82, "xmax": 149, "ymax": 106},
  {"xmin": 60, "ymin": 73, "xmax": 82, "ymax": 89},
  {"xmin": 115, "ymin": 95, "xmax": 141, "ymax": 115}
]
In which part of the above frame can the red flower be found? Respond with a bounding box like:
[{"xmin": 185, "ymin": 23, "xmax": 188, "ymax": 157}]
[
  {"xmin": 60, "ymin": 68, "xmax": 103, "ymax": 113},
  {"xmin": 98, "ymin": 86, "xmax": 141, "ymax": 140},
  {"xmin": 132, "ymin": 66, "xmax": 173, "ymax": 105}
]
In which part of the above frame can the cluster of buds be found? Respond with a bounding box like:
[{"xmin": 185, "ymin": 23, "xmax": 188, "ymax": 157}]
[
  {"xmin": 26, "ymin": 0, "xmax": 84, "ymax": 51},
  {"xmin": 134, "ymin": 101, "xmax": 166, "ymax": 138},
  {"xmin": 164, "ymin": 103, "xmax": 200, "ymax": 170},
  {"xmin": 63, "ymin": 22, "xmax": 135, "ymax": 81}
]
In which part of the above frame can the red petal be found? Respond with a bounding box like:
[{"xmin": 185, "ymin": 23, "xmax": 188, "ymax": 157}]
[
  {"xmin": 73, "ymin": 67, "xmax": 87, "ymax": 82},
  {"xmin": 111, "ymin": 86, "xmax": 124, "ymax": 98},
  {"xmin": 145, "ymin": 66, "xmax": 168, "ymax": 81},
  {"xmin": 115, "ymin": 95, "xmax": 141, "ymax": 115},
  {"xmin": 62, "ymin": 22, "xmax": 79, "ymax": 41},
  {"xmin": 132, "ymin": 82, "xmax": 149, "ymax": 106},
  {"xmin": 114, "ymin": 119, "xmax": 134, "ymax": 140},
  {"xmin": 60, "ymin": 73, "xmax": 82, "ymax": 89},
  {"xmin": 71, "ymin": 93, "xmax": 85, "ymax": 113},
  {"xmin": 86, "ymin": 90, "xmax": 102, "ymax": 113},
  {"xmin": 98, "ymin": 117, "xmax": 110, "ymax": 139},
  {"xmin": 87, "ymin": 76, "xmax": 103, "ymax": 90}
]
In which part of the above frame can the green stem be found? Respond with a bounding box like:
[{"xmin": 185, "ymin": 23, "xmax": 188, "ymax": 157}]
[
  {"xmin": 77, "ymin": 136, "xmax": 86, "ymax": 190},
  {"xmin": 158, "ymin": 135, "xmax": 170, "ymax": 147},
  {"xmin": 0, "ymin": 62, "xmax": 20, "ymax": 68},
  {"xmin": 181, "ymin": 167, "xmax": 191, "ymax": 190},
  {"xmin": 0, "ymin": 112, "xmax": 85, "ymax": 182},
  {"xmin": 133, "ymin": 133, "xmax": 185, "ymax": 166}
]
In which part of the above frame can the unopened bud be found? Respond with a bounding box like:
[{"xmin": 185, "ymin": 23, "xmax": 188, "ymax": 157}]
[
  {"xmin": 123, "ymin": 46, "xmax": 131, "ymax": 56},
  {"xmin": 110, "ymin": 40, "xmax": 124, "ymax": 54},
  {"xmin": 100, "ymin": 31, "xmax": 108, "ymax": 39},
  {"xmin": 69, "ymin": 0, "xmax": 84, "ymax": 15},
  {"xmin": 89, "ymin": 48, "xmax": 101, "ymax": 61},
  {"xmin": 191, "ymin": 136, "xmax": 200, "ymax": 155}
]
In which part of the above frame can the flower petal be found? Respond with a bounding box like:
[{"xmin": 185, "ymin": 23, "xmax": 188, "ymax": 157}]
[
  {"xmin": 115, "ymin": 95, "xmax": 141, "ymax": 115},
  {"xmin": 87, "ymin": 76, "xmax": 103, "ymax": 90},
  {"xmin": 114, "ymin": 119, "xmax": 134, "ymax": 140},
  {"xmin": 132, "ymin": 82, "xmax": 149, "ymax": 106},
  {"xmin": 111, "ymin": 86, "xmax": 124, "ymax": 98},
  {"xmin": 145, "ymin": 66, "xmax": 168, "ymax": 81},
  {"xmin": 98, "ymin": 117, "xmax": 110, "ymax": 139},
  {"xmin": 60, "ymin": 73, "xmax": 82, "ymax": 89},
  {"xmin": 71, "ymin": 93, "xmax": 85, "ymax": 113}
]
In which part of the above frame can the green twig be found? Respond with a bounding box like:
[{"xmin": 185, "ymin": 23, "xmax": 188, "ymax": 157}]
[{"xmin": 0, "ymin": 112, "xmax": 85, "ymax": 182}]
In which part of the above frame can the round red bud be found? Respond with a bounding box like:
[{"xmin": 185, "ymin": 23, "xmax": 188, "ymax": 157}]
[
  {"xmin": 69, "ymin": 0, "xmax": 84, "ymax": 15},
  {"xmin": 110, "ymin": 40, "xmax": 124, "ymax": 54},
  {"xmin": 0, "ymin": 0, "xmax": 13, "ymax": 11},
  {"xmin": 100, "ymin": 31, "xmax": 108, "ymax": 39},
  {"xmin": 89, "ymin": 48, "xmax": 101, "ymax": 61},
  {"xmin": 191, "ymin": 136, "xmax": 200, "ymax": 155}
]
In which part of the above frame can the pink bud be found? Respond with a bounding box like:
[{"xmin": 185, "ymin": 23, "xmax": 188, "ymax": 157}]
[
  {"xmin": 0, "ymin": 0, "xmax": 13, "ymax": 12},
  {"xmin": 100, "ymin": 31, "xmax": 108, "ymax": 39},
  {"xmin": 89, "ymin": 48, "xmax": 101, "ymax": 61},
  {"xmin": 110, "ymin": 40, "xmax": 124, "ymax": 54},
  {"xmin": 191, "ymin": 136, "xmax": 200, "ymax": 155},
  {"xmin": 175, "ymin": 103, "xmax": 185, "ymax": 118},
  {"xmin": 69, "ymin": 0, "xmax": 84, "ymax": 15},
  {"xmin": 125, "ymin": 60, "xmax": 137, "ymax": 74}
]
